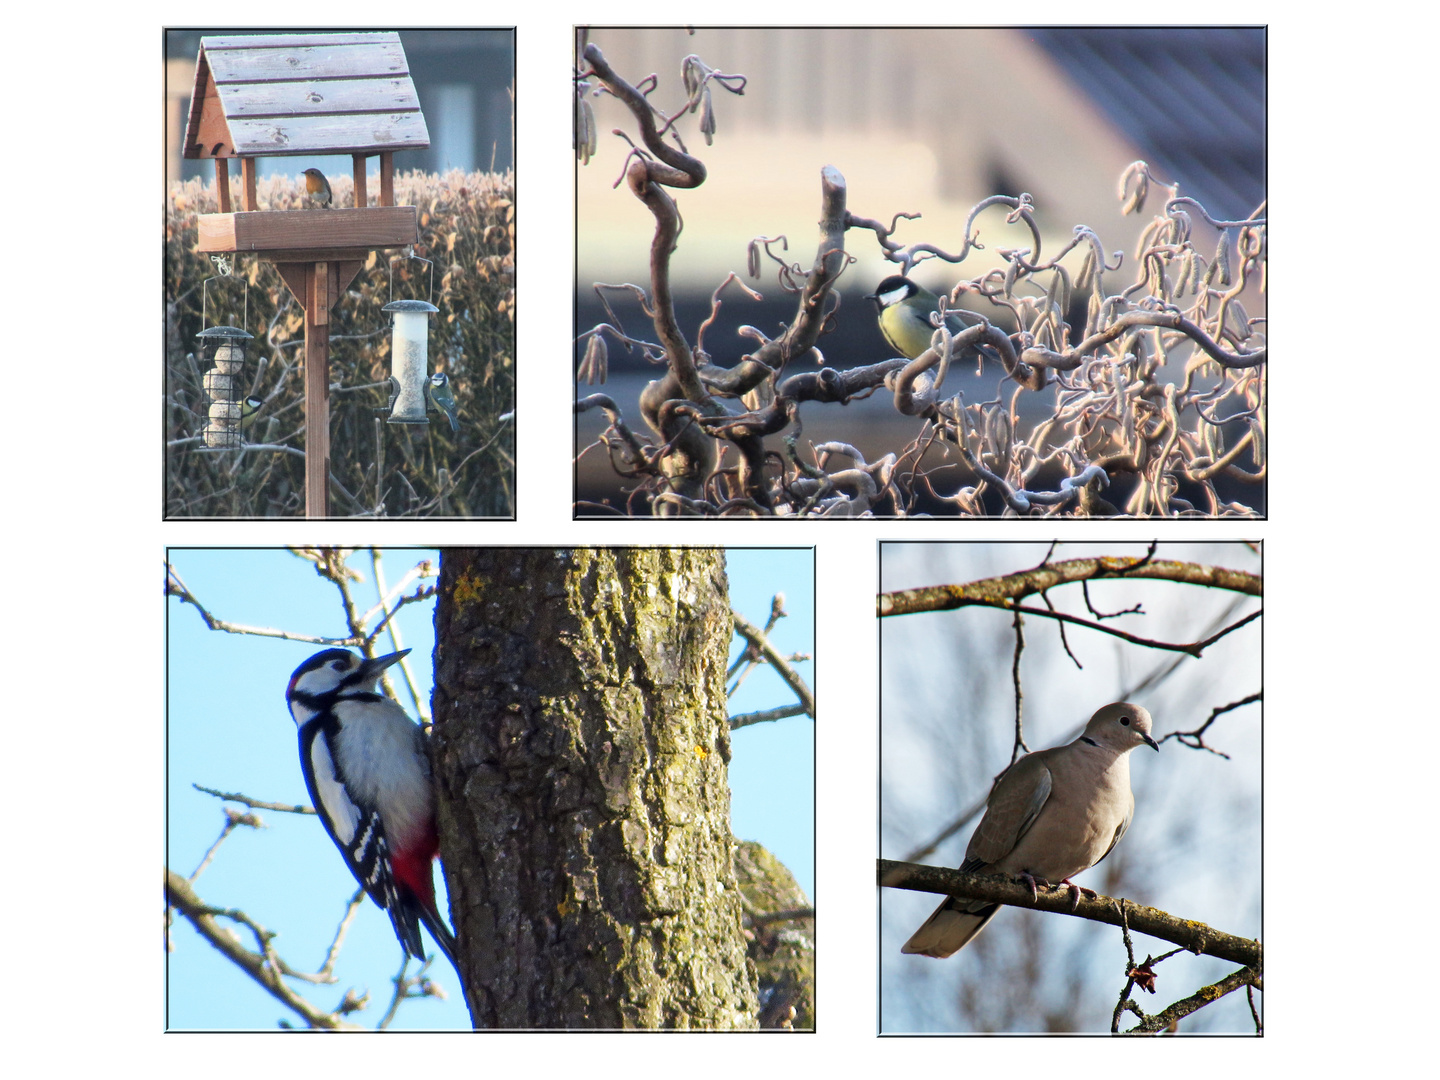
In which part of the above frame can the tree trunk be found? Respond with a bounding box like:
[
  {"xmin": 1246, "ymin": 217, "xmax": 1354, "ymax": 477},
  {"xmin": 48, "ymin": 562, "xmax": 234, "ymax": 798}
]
[{"xmin": 431, "ymin": 548, "xmax": 758, "ymax": 1028}]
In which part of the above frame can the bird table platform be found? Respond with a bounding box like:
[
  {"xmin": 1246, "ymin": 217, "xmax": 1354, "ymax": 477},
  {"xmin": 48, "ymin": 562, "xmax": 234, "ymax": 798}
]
[{"xmin": 180, "ymin": 31, "xmax": 431, "ymax": 518}]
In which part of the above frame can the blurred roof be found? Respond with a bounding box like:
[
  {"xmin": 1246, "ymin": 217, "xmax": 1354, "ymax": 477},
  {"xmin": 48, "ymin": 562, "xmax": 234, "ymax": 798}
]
[
  {"xmin": 1030, "ymin": 27, "xmax": 1266, "ymax": 219},
  {"xmin": 577, "ymin": 27, "xmax": 1267, "ymax": 290}
]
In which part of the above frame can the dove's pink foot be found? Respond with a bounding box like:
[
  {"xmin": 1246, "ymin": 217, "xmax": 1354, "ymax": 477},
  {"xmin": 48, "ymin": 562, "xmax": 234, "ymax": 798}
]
[
  {"xmin": 1056, "ymin": 878, "xmax": 1098, "ymax": 912},
  {"xmin": 1014, "ymin": 871, "xmax": 1041, "ymax": 902}
]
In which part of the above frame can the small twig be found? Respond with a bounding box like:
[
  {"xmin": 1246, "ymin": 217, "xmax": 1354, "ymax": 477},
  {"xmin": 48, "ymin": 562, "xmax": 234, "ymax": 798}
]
[
  {"xmin": 192, "ymin": 784, "xmax": 315, "ymax": 815},
  {"xmin": 729, "ymin": 703, "xmax": 809, "ymax": 729},
  {"xmin": 1120, "ymin": 965, "xmax": 1262, "ymax": 1035},
  {"xmin": 731, "ymin": 609, "xmax": 816, "ymax": 718},
  {"xmin": 1009, "ymin": 608, "xmax": 1028, "ymax": 762},
  {"xmin": 164, "ymin": 868, "xmax": 359, "ymax": 1030},
  {"xmin": 1165, "ymin": 691, "xmax": 1261, "ymax": 758},
  {"xmin": 989, "ymin": 602, "xmax": 1260, "ymax": 658},
  {"xmin": 167, "ymin": 564, "xmax": 362, "ymax": 647},
  {"xmin": 746, "ymin": 907, "xmax": 816, "ymax": 927},
  {"xmin": 189, "ymin": 807, "xmax": 263, "ymax": 882}
]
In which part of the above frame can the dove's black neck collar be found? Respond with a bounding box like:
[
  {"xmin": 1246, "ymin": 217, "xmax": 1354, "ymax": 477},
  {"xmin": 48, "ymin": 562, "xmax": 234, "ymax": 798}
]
[{"xmin": 1080, "ymin": 736, "xmax": 1099, "ymax": 747}]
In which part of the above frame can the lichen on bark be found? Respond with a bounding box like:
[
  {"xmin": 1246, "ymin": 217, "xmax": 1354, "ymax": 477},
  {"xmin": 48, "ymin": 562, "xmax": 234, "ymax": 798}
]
[{"xmin": 432, "ymin": 548, "xmax": 758, "ymax": 1028}]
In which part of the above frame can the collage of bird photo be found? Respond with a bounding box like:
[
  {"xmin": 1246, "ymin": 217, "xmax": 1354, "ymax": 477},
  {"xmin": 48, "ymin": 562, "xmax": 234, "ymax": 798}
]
[{"xmin": 154, "ymin": 22, "xmax": 1269, "ymax": 1050}]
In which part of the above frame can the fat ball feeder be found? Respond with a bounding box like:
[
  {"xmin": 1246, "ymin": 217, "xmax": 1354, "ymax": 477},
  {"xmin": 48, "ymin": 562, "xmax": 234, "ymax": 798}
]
[{"xmin": 196, "ymin": 265, "xmax": 255, "ymax": 450}]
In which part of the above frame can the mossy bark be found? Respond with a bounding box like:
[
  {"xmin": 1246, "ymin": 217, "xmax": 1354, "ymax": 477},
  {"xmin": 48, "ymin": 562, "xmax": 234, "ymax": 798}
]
[
  {"xmin": 734, "ymin": 840, "xmax": 815, "ymax": 1031},
  {"xmin": 432, "ymin": 548, "xmax": 758, "ymax": 1028}
]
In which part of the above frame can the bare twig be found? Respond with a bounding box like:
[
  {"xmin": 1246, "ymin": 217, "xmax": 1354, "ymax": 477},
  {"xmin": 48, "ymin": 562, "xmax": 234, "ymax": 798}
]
[
  {"xmin": 732, "ymin": 610, "xmax": 815, "ymax": 718},
  {"xmin": 164, "ymin": 868, "xmax": 361, "ymax": 1030}
]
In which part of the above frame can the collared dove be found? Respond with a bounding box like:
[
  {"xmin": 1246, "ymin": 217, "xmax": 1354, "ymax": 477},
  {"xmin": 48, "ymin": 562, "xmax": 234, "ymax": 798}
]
[{"xmin": 901, "ymin": 701, "xmax": 1158, "ymax": 959}]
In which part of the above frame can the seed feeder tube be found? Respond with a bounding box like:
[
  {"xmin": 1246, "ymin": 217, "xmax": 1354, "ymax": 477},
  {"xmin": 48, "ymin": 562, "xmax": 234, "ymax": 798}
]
[{"xmin": 383, "ymin": 299, "xmax": 439, "ymax": 423}]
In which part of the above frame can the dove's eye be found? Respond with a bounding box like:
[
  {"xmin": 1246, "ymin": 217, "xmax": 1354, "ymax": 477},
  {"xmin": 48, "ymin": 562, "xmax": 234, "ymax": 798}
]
[{"xmin": 1120, "ymin": 715, "xmax": 1131, "ymax": 726}]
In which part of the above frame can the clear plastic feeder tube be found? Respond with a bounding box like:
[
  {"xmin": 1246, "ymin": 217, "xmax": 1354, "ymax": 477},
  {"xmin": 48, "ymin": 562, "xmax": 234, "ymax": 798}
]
[{"xmin": 383, "ymin": 300, "xmax": 438, "ymax": 424}]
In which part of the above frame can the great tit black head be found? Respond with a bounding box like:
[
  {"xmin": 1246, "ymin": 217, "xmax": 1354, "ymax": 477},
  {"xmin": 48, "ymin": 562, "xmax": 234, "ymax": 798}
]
[
  {"xmin": 866, "ymin": 275, "xmax": 993, "ymax": 363},
  {"xmin": 238, "ymin": 396, "xmax": 264, "ymax": 431}
]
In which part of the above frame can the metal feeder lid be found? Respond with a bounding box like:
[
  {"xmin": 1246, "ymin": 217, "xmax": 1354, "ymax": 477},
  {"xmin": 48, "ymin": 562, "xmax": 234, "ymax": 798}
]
[
  {"xmin": 382, "ymin": 300, "xmax": 440, "ymax": 314},
  {"xmin": 197, "ymin": 325, "xmax": 255, "ymax": 340}
]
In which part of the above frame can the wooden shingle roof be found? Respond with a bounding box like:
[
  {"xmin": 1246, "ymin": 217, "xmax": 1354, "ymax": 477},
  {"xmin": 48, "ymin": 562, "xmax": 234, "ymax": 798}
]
[{"xmin": 182, "ymin": 31, "xmax": 430, "ymax": 159}]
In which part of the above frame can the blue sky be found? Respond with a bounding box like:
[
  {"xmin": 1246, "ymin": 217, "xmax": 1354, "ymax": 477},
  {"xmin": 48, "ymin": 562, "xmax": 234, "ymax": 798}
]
[{"xmin": 165, "ymin": 547, "xmax": 814, "ymax": 1030}]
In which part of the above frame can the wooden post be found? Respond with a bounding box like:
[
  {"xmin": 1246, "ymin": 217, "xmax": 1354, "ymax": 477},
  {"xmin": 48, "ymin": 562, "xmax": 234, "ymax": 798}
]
[
  {"xmin": 274, "ymin": 257, "xmax": 369, "ymax": 518},
  {"xmin": 242, "ymin": 158, "xmax": 259, "ymax": 212},
  {"xmin": 214, "ymin": 158, "xmax": 231, "ymax": 213},
  {"xmin": 352, "ymin": 154, "xmax": 368, "ymax": 209},
  {"xmin": 305, "ymin": 261, "xmax": 331, "ymax": 517},
  {"xmin": 380, "ymin": 151, "xmax": 394, "ymax": 207}
]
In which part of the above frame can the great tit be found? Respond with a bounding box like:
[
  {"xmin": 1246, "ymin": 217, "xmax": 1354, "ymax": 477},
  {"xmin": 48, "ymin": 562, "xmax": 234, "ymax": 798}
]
[
  {"xmin": 427, "ymin": 372, "xmax": 460, "ymax": 432},
  {"xmin": 866, "ymin": 275, "xmax": 999, "ymax": 365},
  {"xmin": 238, "ymin": 396, "xmax": 265, "ymax": 431}
]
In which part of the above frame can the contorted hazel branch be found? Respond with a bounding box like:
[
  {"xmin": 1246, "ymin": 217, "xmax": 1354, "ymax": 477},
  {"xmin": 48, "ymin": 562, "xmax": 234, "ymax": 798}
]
[{"xmin": 576, "ymin": 36, "xmax": 1263, "ymax": 517}]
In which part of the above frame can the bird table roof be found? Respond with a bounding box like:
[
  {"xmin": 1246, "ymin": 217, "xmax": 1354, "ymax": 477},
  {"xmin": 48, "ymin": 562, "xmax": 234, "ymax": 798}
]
[{"xmin": 182, "ymin": 32, "xmax": 430, "ymax": 159}]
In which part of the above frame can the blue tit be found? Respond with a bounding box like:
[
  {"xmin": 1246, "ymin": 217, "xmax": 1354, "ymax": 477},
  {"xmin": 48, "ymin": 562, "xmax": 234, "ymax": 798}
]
[
  {"xmin": 427, "ymin": 372, "xmax": 460, "ymax": 433},
  {"xmin": 866, "ymin": 275, "xmax": 999, "ymax": 365},
  {"xmin": 238, "ymin": 396, "xmax": 265, "ymax": 431},
  {"xmin": 387, "ymin": 377, "xmax": 401, "ymax": 413}
]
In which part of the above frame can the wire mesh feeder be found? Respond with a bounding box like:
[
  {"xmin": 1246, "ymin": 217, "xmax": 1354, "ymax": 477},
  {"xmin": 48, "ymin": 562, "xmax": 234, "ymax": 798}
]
[{"xmin": 196, "ymin": 267, "xmax": 255, "ymax": 450}]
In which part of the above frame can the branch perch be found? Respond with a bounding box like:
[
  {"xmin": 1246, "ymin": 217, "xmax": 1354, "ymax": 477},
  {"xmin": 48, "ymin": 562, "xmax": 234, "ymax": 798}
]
[{"xmin": 878, "ymin": 858, "xmax": 1261, "ymax": 969}]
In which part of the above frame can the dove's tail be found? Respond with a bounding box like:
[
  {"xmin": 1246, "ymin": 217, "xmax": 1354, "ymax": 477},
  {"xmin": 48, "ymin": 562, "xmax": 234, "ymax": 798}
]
[{"xmin": 901, "ymin": 895, "xmax": 1000, "ymax": 958}]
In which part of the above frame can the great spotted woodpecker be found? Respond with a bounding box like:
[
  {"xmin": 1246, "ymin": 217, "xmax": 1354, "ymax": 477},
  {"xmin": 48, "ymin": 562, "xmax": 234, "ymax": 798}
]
[{"xmin": 285, "ymin": 647, "xmax": 459, "ymax": 973}]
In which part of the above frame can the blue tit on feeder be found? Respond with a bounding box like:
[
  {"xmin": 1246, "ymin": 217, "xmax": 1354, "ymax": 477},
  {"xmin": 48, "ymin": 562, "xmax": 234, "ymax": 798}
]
[
  {"xmin": 427, "ymin": 372, "xmax": 460, "ymax": 432},
  {"xmin": 383, "ymin": 299, "xmax": 439, "ymax": 424}
]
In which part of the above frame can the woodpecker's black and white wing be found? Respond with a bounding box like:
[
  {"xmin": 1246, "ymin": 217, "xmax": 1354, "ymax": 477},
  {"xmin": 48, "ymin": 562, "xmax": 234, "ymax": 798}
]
[{"xmin": 298, "ymin": 716, "xmax": 428, "ymax": 961}]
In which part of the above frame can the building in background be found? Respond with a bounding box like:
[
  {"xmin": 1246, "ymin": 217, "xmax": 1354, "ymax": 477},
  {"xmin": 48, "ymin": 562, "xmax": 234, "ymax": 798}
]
[{"xmin": 578, "ymin": 26, "xmax": 1264, "ymax": 291}]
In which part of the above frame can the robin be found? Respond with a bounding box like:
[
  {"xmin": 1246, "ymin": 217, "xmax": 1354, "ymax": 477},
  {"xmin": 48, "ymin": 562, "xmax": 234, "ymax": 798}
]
[{"xmin": 301, "ymin": 168, "xmax": 333, "ymax": 209}]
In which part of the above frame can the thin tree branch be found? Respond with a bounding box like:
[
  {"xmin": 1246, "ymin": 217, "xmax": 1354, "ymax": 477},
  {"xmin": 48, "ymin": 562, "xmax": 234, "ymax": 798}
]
[
  {"xmin": 189, "ymin": 806, "xmax": 264, "ymax": 881},
  {"xmin": 1119, "ymin": 965, "xmax": 1263, "ymax": 1035},
  {"xmin": 164, "ymin": 868, "xmax": 359, "ymax": 1030},
  {"xmin": 1010, "ymin": 608, "xmax": 1028, "ymax": 762},
  {"xmin": 746, "ymin": 907, "xmax": 816, "ymax": 927},
  {"xmin": 166, "ymin": 563, "xmax": 361, "ymax": 646},
  {"xmin": 878, "ymin": 859, "xmax": 1261, "ymax": 969},
  {"xmin": 193, "ymin": 784, "xmax": 315, "ymax": 815},
  {"xmin": 988, "ymin": 603, "xmax": 1260, "ymax": 658},
  {"xmin": 879, "ymin": 557, "xmax": 1261, "ymax": 617},
  {"xmin": 1165, "ymin": 691, "xmax": 1262, "ymax": 758},
  {"xmin": 730, "ymin": 703, "xmax": 810, "ymax": 729},
  {"xmin": 732, "ymin": 610, "xmax": 815, "ymax": 718}
]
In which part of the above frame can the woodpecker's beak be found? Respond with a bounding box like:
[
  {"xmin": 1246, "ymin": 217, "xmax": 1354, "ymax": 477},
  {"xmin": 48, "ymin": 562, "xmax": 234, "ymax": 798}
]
[{"xmin": 360, "ymin": 649, "xmax": 411, "ymax": 679}]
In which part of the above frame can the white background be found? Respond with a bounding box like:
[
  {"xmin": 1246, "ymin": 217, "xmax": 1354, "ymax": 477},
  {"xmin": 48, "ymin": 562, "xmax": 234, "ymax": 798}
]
[{"xmin": 7, "ymin": 1, "xmax": 1428, "ymax": 1071}]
